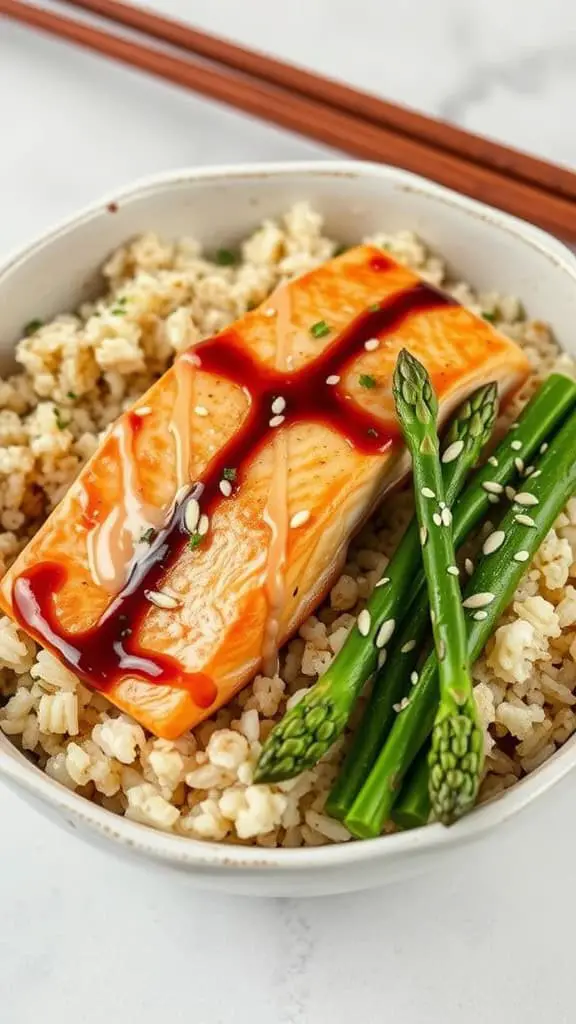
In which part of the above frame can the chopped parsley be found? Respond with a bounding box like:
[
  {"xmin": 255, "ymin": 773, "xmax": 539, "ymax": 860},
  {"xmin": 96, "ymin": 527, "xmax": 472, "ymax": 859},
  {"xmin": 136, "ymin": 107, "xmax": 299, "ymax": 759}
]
[
  {"xmin": 140, "ymin": 527, "xmax": 157, "ymax": 544},
  {"xmin": 482, "ymin": 311, "xmax": 497, "ymax": 323},
  {"xmin": 223, "ymin": 467, "xmax": 237, "ymax": 482},
  {"xmin": 24, "ymin": 318, "xmax": 44, "ymax": 337},
  {"xmin": 333, "ymin": 244, "xmax": 348, "ymax": 257},
  {"xmin": 111, "ymin": 306, "xmax": 126, "ymax": 316},
  {"xmin": 215, "ymin": 248, "xmax": 238, "ymax": 266},
  {"xmin": 368, "ymin": 303, "xmax": 381, "ymax": 313},
  {"xmin": 367, "ymin": 427, "xmax": 379, "ymax": 438},
  {"xmin": 189, "ymin": 533, "xmax": 203, "ymax": 550},
  {"xmin": 359, "ymin": 374, "xmax": 377, "ymax": 389},
  {"xmin": 53, "ymin": 407, "xmax": 69, "ymax": 430},
  {"xmin": 67, "ymin": 390, "xmax": 77, "ymax": 400},
  {"xmin": 310, "ymin": 320, "xmax": 330, "ymax": 339}
]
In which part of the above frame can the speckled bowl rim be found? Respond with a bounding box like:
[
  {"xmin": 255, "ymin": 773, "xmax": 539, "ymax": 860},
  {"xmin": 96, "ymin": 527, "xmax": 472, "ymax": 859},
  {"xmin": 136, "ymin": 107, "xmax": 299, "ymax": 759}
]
[{"xmin": 1, "ymin": 159, "xmax": 576, "ymax": 875}]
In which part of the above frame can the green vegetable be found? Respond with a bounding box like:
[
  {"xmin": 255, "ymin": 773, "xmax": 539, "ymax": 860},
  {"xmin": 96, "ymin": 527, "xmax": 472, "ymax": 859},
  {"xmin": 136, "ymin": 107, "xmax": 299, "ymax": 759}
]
[
  {"xmin": 481, "ymin": 311, "xmax": 497, "ymax": 323},
  {"xmin": 53, "ymin": 408, "xmax": 69, "ymax": 431},
  {"xmin": 368, "ymin": 303, "xmax": 381, "ymax": 313},
  {"xmin": 392, "ymin": 746, "xmax": 431, "ymax": 830},
  {"xmin": 345, "ymin": 404, "xmax": 576, "ymax": 837},
  {"xmin": 66, "ymin": 391, "xmax": 77, "ymax": 401},
  {"xmin": 327, "ymin": 372, "xmax": 576, "ymax": 820},
  {"xmin": 215, "ymin": 248, "xmax": 238, "ymax": 266},
  {"xmin": 359, "ymin": 374, "xmax": 376, "ymax": 389},
  {"xmin": 393, "ymin": 349, "xmax": 483, "ymax": 825},
  {"xmin": 326, "ymin": 381, "xmax": 498, "ymax": 820},
  {"xmin": 310, "ymin": 320, "xmax": 330, "ymax": 339},
  {"xmin": 140, "ymin": 527, "xmax": 157, "ymax": 544},
  {"xmin": 188, "ymin": 533, "xmax": 203, "ymax": 550},
  {"xmin": 223, "ymin": 467, "xmax": 237, "ymax": 482},
  {"xmin": 254, "ymin": 382, "xmax": 498, "ymax": 786},
  {"xmin": 23, "ymin": 318, "xmax": 43, "ymax": 337}
]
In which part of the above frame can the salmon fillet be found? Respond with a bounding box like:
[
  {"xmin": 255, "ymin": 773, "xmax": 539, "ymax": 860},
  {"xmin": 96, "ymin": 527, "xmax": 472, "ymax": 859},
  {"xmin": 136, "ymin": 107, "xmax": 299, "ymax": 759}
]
[{"xmin": 0, "ymin": 245, "xmax": 530, "ymax": 738}]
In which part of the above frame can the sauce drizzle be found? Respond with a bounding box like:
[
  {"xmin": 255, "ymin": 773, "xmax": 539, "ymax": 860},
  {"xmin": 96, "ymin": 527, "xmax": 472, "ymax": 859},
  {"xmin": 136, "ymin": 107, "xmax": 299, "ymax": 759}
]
[{"xmin": 12, "ymin": 277, "xmax": 453, "ymax": 706}]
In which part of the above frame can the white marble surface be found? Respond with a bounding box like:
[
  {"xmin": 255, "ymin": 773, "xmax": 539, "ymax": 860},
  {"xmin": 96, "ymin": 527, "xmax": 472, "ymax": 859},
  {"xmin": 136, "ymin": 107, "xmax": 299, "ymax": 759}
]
[{"xmin": 1, "ymin": 2, "xmax": 575, "ymax": 1021}]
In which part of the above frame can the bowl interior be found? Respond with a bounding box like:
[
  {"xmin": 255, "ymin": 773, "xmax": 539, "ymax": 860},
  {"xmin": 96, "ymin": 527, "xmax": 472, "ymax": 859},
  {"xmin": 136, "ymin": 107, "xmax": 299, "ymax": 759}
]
[{"xmin": 1, "ymin": 161, "xmax": 576, "ymax": 891}]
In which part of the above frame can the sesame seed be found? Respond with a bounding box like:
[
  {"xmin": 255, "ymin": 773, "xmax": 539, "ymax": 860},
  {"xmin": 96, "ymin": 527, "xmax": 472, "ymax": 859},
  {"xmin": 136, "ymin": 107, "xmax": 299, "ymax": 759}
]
[
  {"xmin": 326, "ymin": 375, "xmax": 340, "ymax": 386},
  {"xmin": 482, "ymin": 481, "xmax": 503, "ymax": 495},
  {"xmin": 525, "ymin": 467, "xmax": 538, "ymax": 478},
  {"xmin": 219, "ymin": 479, "xmax": 233, "ymax": 497},
  {"xmin": 393, "ymin": 697, "xmax": 410, "ymax": 713},
  {"xmin": 465, "ymin": 558, "xmax": 474, "ymax": 576},
  {"xmin": 441, "ymin": 507, "xmax": 452, "ymax": 527},
  {"xmin": 195, "ymin": 405, "xmax": 209, "ymax": 417},
  {"xmin": 514, "ymin": 457, "xmax": 524, "ymax": 473},
  {"xmin": 290, "ymin": 510, "xmax": 310, "ymax": 529},
  {"xmin": 488, "ymin": 494, "xmax": 499, "ymax": 504},
  {"xmin": 264, "ymin": 307, "xmax": 277, "ymax": 317},
  {"xmin": 437, "ymin": 639, "xmax": 446, "ymax": 661},
  {"xmin": 439, "ymin": 501, "xmax": 446, "ymax": 509},
  {"xmin": 515, "ymin": 513, "xmax": 536, "ymax": 527},
  {"xmin": 145, "ymin": 590, "xmax": 181, "ymax": 610},
  {"xmin": 375, "ymin": 576, "xmax": 391, "ymax": 588},
  {"xmin": 377, "ymin": 649, "xmax": 388, "ymax": 669},
  {"xmin": 376, "ymin": 619, "xmax": 396, "ymax": 649},
  {"xmin": 421, "ymin": 487, "xmax": 436, "ymax": 499},
  {"xmin": 410, "ymin": 672, "xmax": 419, "ymax": 686},
  {"xmin": 505, "ymin": 486, "xmax": 517, "ymax": 501},
  {"xmin": 447, "ymin": 565, "xmax": 459, "ymax": 576},
  {"xmin": 364, "ymin": 337, "xmax": 379, "ymax": 352},
  {"xmin": 134, "ymin": 406, "xmax": 151, "ymax": 417},
  {"xmin": 198, "ymin": 514, "xmax": 209, "ymax": 536},
  {"xmin": 515, "ymin": 492, "xmax": 539, "ymax": 507},
  {"xmin": 463, "ymin": 592, "xmax": 495, "ymax": 609},
  {"xmin": 510, "ymin": 422, "xmax": 519, "ymax": 430},
  {"xmin": 511, "ymin": 440, "xmax": 522, "ymax": 451},
  {"xmin": 357, "ymin": 609, "xmax": 371, "ymax": 637},
  {"xmin": 488, "ymin": 456, "xmax": 499, "ymax": 468},
  {"xmin": 441, "ymin": 439, "xmax": 464, "ymax": 464},
  {"xmin": 271, "ymin": 396, "xmax": 286, "ymax": 416},
  {"xmin": 540, "ymin": 442, "xmax": 548, "ymax": 454},
  {"xmin": 482, "ymin": 530, "xmax": 506, "ymax": 556},
  {"xmin": 433, "ymin": 512, "xmax": 442, "ymax": 527},
  {"xmin": 514, "ymin": 550, "xmax": 530, "ymax": 562},
  {"xmin": 473, "ymin": 610, "xmax": 488, "ymax": 621},
  {"xmin": 184, "ymin": 498, "xmax": 200, "ymax": 534},
  {"xmin": 269, "ymin": 415, "xmax": 285, "ymax": 428},
  {"xmin": 401, "ymin": 639, "xmax": 416, "ymax": 654},
  {"xmin": 420, "ymin": 526, "xmax": 428, "ymax": 546}
]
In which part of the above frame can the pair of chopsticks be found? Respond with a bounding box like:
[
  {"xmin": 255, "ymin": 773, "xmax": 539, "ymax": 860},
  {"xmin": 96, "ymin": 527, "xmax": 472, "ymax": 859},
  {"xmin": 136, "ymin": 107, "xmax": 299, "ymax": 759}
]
[{"xmin": 3, "ymin": 0, "xmax": 576, "ymax": 241}]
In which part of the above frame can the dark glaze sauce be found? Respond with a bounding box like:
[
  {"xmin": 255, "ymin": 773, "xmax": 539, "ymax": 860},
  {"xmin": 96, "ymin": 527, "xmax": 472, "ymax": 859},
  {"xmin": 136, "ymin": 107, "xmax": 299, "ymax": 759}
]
[{"xmin": 12, "ymin": 274, "xmax": 453, "ymax": 706}]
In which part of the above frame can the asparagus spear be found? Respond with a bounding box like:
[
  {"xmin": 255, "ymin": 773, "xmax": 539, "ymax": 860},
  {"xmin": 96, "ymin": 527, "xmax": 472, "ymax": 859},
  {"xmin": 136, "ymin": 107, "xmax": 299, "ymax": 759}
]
[
  {"xmin": 392, "ymin": 746, "xmax": 431, "ymax": 830},
  {"xmin": 326, "ymin": 371, "xmax": 576, "ymax": 820},
  {"xmin": 345, "ymin": 404, "xmax": 576, "ymax": 837},
  {"xmin": 253, "ymin": 383, "xmax": 498, "ymax": 784},
  {"xmin": 393, "ymin": 349, "xmax": 483, "ymax": 825}
]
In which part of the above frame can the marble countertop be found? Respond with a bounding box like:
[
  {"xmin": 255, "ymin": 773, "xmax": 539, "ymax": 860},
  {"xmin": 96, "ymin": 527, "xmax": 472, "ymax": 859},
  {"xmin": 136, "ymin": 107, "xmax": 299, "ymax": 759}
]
[{"xmin": 1, "ymin": 2, "xmax": 575, "ymax": 1021}]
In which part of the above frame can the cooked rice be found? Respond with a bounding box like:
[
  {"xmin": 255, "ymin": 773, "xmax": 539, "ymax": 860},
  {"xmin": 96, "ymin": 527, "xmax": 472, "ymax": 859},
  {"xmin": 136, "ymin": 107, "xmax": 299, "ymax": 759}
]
[{"xmin": 1, "ymin": 203, "xmax": 575, "ymax": 847}]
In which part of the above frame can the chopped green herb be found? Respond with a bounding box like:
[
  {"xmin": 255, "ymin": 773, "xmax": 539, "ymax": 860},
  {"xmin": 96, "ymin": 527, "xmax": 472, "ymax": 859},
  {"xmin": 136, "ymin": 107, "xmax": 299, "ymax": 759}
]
[
  {"xmin": 482, "ymin": 311, "xmax": 497, "ymax": 323},
  {"xmin": 223, "ymin": 467, "xmax": 237, "ymax": 482},
  {"xmin": 67, "ymin": 391, "xmax": 77, "ymax": 400},
  {"xmin": 53, "ymin": 408, "xmax": 69, "ymax": 430},
  {"xmin": 368, "ymin": 303, "xmax": 380, "ymax": 313},
  {"xmin": 140, "ymin": 527, "xmax": 157, "ymax": 544},
  {"xmin": 111, "ymin": 307, "xmax": 126, "ymax": 316},
  {"xmin": 359, "ymin": 374, "xmax": 377, "ymax": 389},
  {"xmin": 24, "ymin": 318, "xmax": 43, "ymax": 337},
  {"xmin": 310, "ymin": 320, "xmax": 330, "ymax": 339},
  {"xmin": 246, "ymin": 300, "xmax": 258, "ymax": 311},
  {"xmin": 215, "ymin": 248, "xmax": 238, "ymax": 266},
  {"xmin": 116, "ymin": 296, "xmax": 127, "ymax": 306},
  {"xmin": 333, "ymin": 244, "xmax": 348, "ymax": 257},
  {"xmin": 189, "ymin": 533, "xmax": 203, "ymax": 550},
  {"xmin": 367, "ymin": 427, "xmax": 379, "ymax": 438}
]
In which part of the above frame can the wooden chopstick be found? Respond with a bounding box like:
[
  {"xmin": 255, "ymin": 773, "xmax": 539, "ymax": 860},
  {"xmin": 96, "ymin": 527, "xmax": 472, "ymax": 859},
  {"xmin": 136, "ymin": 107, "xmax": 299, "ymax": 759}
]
[
  {"xmin": 3, "ymin": 0, "xmax": 576, "ymax": 242},
  {"xmin": 59, "ymin": 0, "xmax": 576, "ymax": 205}
]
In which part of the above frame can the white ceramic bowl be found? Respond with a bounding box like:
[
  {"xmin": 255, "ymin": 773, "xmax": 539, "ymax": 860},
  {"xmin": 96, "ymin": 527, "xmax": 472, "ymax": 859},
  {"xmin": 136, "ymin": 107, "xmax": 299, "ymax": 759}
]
[{"xmin": 2, "ymin": 160, "xmax": 576, "ymax": 898}]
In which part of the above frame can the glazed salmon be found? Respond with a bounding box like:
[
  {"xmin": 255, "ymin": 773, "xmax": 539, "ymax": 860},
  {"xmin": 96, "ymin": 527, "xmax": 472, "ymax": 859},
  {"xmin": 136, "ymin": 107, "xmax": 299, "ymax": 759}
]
[{"xmin": 0, "ymin": 245, "xmax": 530, "ymax": 739}]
